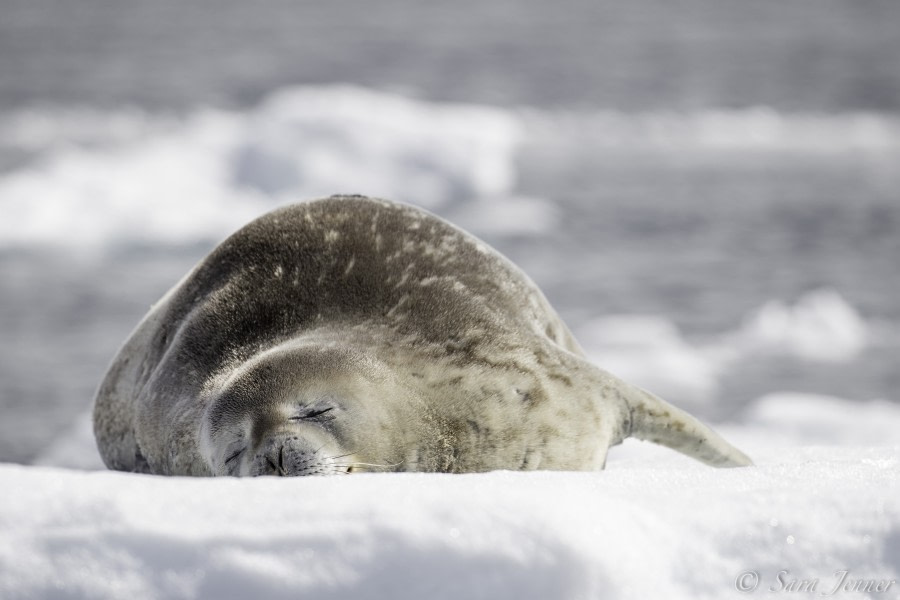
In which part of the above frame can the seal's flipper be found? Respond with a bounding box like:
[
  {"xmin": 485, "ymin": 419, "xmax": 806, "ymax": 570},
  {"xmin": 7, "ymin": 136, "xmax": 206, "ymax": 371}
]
[{"xmin": 619, "ymin": 381, "xmax": 753, "ymax": 468}]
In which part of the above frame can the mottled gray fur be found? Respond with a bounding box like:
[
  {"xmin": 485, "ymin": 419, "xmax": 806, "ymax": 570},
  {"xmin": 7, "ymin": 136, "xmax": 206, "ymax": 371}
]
[{"xmin": 93, "ymin": 196, "xmax": 751, "ymax": 476}]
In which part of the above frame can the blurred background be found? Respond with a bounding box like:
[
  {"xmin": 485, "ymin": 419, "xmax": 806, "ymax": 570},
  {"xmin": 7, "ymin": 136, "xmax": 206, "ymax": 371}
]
[{"xmin": 1, "ymin": 0, "xmax": 898, "ymax": 465}]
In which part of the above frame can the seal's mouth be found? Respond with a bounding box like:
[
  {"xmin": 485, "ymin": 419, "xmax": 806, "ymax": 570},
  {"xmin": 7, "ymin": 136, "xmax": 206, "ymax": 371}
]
[
  {"xmin": 243, "ymin": 434, "xmax": 400, "ymax": 477},
  {"xmin": 248, "ymin": 434, "xmax": 351, "ymax": 477}
]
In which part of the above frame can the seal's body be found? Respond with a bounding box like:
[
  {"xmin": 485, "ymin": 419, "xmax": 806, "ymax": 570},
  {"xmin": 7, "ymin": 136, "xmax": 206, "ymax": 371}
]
[{"xmin": 93, "ymin": 196, "xmax": 751, "ymax": 476}]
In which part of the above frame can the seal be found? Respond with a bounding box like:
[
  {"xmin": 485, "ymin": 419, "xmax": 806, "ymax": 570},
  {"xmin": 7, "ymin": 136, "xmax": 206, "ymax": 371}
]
[{"xmin": 93, "ymin": 195, "xmax": 752, "ymax": 476}]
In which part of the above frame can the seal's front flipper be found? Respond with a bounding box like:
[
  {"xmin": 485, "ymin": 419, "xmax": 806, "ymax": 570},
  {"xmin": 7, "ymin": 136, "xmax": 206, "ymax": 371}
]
[{"xmin": 617, "ymin": 380, "xmax": 753, "ymax": 468}]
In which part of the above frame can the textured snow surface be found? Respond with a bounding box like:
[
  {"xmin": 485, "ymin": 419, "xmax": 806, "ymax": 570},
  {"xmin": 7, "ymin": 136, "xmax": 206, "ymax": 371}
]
[{"xmin": 3, "ymin": 394, "xmax": 899, "ymax": 600}]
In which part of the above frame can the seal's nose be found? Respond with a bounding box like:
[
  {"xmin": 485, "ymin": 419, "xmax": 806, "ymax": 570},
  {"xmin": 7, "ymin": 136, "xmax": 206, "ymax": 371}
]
[{"xmin": 249, "ymin": 435, "xmax": 328, "ymax": 477}]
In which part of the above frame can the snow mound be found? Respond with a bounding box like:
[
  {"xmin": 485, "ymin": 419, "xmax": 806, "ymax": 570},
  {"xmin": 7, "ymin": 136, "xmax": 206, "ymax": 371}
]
[
  {"xmin": 0, "ymin": 87, "xmax": 525, "ymax": 250},
  {"xmin": 530, "ymin": 109, "xmax": 900, "ymax": 154},
  {"xmin": 444, "ymin": 195, "xmax": 559, "ymax": 236},
  {"xmin": 737, "ymin": 392, "xmax": 900, "ymax": 447},
  {"xmin": 0, "ymin": 110, "xmax": 261, "ymax": 248},
  {"xmin": 31, "ymin": 410, "xmax": 103, "ymax": 471},
  {"xmin": 574, "ymin": 291, "xmax": 871, "ymax": 412},
  {"xmin": 233, "ymin": 87, "xmax": 520, "ymax": 209},
  {"xmin": 9, "ymin": 394, "xmax": 900, "ymax": 599},
  {"xmin": 731, "ymin": 289, "xmax": 868, "ymax": 362},
  {"xmin": 577, "ymin": 315, "xmax": 721, "ymax": 408},
  {"xmin": 2, "ymin": 447, "xmax": 897, "ymax": 600}
]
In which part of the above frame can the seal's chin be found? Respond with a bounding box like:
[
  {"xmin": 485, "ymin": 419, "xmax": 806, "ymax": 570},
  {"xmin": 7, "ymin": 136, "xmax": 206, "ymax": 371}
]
[{"xmin": 247, "ymin": 433, "xmax": 351, "ymax": 477}]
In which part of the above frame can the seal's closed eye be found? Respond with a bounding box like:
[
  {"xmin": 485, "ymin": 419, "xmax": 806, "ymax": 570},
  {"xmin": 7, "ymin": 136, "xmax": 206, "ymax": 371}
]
[
  {"xmin": 224, "ymin": 448, "xmax": 244, "ymax": 465},
  {"xmin": 290, "ymin": 406, "xmax": 334, "ymax": 421}
]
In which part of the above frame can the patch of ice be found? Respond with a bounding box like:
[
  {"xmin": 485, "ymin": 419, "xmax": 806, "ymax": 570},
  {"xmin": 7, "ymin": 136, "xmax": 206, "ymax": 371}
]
[
  {"xmin": 0, "ymin": 109, "xmax": 265, "ymax": 249},
  {"xmin": 578, "ymin": 315, "xmax": 721, "ymax": 409},
  {"xmin": 736, "ymin": 392, "xmax": 900, "ymax": 447},
  {"xmin": 0, "ymin": 106, "xmax": 178, "ymax": 153},
  {"xmin": 729, "ymin": 289, "xmax": 868, "ymax": 362},
  {"xmin": 0, "ymin": 86, "xmax": 526, "ymax": 250},
  {"xmin": 572, "ymin": 290, "xmax": 870, "ymax": 416},
  {"xmin": 527, "ymin": 108, "xmax": 900, "ymax": 154},
  {"xmin": 444, "ymin": 195, "xmax": 559, "ymax": 236},
  {"xmin": 31, "ymin": 410, "xmax": 104, "ymax": 471},
  {"xmin": 233, "ymin": 86, "xmax": 520, "ymax": 210}
]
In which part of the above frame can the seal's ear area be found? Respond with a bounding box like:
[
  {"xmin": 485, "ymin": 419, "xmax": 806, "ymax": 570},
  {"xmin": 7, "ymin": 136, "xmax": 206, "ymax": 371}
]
[{"xmin": 614, "ymin": 378, "xmax": 754, "ymax": 468}]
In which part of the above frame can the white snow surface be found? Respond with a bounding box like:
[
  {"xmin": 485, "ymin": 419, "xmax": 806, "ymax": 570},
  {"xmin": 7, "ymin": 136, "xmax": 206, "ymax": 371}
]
[
  {"xmin": 576, "ymin": 288, "xmax": 872, "ymax": 411},
  {"xmin": 6, "ymin": 87, "xmax": 900, "ymax": 250},
  {"xmin": 0, "ymin": 86, "xmax": 539, "ymax": 249},
  {"xmin": 580, "ymin": 314, "xmax": 722, "ymax": 407},
  {"xmin": 4, "ymin": 393, "xmax": 899, "ymax": 600},
  {"xmin": 727, "ymin": 289, "xmax": 869, "ymax": 362}
]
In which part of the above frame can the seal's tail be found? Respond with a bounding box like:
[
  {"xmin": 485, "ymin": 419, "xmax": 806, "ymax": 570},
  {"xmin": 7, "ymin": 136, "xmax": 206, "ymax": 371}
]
[{"xmin": 619, "ymin": 380, "xmax": 753, "ymax": 467}]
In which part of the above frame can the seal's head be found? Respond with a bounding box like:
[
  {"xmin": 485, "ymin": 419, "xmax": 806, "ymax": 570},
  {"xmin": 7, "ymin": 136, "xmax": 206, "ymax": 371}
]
[{"xmin": 199, "ymin": 342, "xmax": 410, "ymax": 476}]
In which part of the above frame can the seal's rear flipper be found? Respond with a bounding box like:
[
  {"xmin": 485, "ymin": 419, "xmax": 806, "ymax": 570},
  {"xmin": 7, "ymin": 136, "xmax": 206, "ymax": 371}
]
[{"xmin": 619, "ymin": 381, "xmax": 753, "ymax": 468}]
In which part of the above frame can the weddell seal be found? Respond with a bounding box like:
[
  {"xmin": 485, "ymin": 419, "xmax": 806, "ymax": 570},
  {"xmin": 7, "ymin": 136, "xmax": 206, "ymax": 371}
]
[{"xmin": 93, "ymin": 195, "xmax": 752, "ymax": 476}]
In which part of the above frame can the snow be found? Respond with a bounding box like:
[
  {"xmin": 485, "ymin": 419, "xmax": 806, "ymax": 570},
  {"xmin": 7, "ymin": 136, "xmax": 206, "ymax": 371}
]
[
  {"xmin": 579, "ymin": 315, "xmax": 721, "ymax": 409},
  {"xmin": 6, "ymin": 87, "xmax": 900, "ymax": 251},
  {"xmin": 4, "ymin": 393, "xmax": 898, "ymax": 600},
  {"xmin": 727, "ymin": 289, "xmax": 869, "ymax": 362},
  {"xmin": 576, "ymin": 289, "xmax": 872, "ymax": 411},
  {"xmin": 736, "ymin": 393, "xmax": 900, "ymax": 447},
  {"xmin": 30, "ymin": 410, "xmax": 103, "ymax": 472},
  {"xmin": 234, "ymin": 87, "xmax": 519, "ymax": 209},
  {"xmin": 0, "ymin": 86, "xmax": 525, "ymax": 250},
  {"xmin": 527, "ymin": 108, "xmax": 900, "ymax": 154}
]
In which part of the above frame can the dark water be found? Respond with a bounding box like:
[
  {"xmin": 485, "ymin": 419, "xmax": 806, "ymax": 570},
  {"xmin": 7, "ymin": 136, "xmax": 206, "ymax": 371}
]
[{"xmin": 2, "ymin": 0, "xmax": 900, "ymax": 112}]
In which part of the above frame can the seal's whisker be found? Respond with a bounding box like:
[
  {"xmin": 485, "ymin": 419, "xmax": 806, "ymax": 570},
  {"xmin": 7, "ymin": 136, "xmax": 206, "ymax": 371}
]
[
  {"xmin": 324, "ymin": 452, "xmax": 356, "ymax": 462},
  {"xmin": 349, "ymin": 463, "xmax": 400, "ymax": 469},
  {"xmin": 329, "ymin": 461, "xmax": 402, "ymax": 471},
  {"xmin": 318, "ymin": 465, "xmax": 352, "ymax": 475}
]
